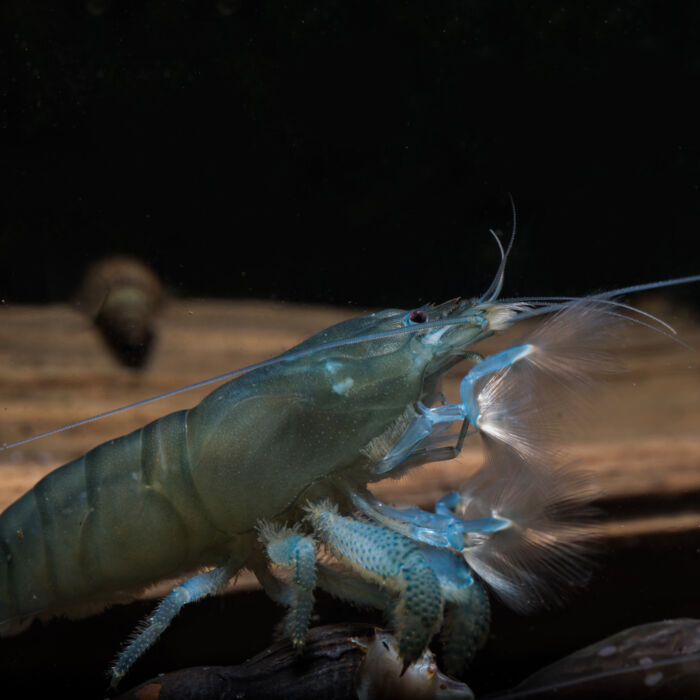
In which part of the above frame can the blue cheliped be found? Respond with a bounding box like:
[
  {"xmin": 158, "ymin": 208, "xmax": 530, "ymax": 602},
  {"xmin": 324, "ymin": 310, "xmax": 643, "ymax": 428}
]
[
  {"xmin": 372, "ymin": 342, "xmax": 536, "ymax": 477},
  {"xmin": 350, "ymin": 489, "xmax": 512, "ymax": 551}
]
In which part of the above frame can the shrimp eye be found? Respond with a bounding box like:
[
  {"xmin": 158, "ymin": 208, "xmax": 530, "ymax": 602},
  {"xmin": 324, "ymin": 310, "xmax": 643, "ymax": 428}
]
[{"xmin": 408, "ymin": 309, "xmax": 428, "ymax": 324}]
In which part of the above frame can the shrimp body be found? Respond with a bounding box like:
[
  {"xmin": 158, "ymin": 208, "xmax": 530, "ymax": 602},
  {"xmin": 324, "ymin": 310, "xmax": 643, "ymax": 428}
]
[
  {"xmin": 2, "ymin": 240, "xmax": 698, "ymax": 687},
  {"xmin": 1, "ymin": 408, "xmax": 234, "ymax": 630},
  {"xmin": 0, "ymin": 300, "xmax": 504, "ymax": 683}
]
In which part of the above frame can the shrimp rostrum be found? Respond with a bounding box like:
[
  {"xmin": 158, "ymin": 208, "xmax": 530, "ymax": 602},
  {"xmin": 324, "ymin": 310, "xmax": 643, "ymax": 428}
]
[{"xmin": 1, "ymin": 236, "xmax": 698, "ymax": 688}]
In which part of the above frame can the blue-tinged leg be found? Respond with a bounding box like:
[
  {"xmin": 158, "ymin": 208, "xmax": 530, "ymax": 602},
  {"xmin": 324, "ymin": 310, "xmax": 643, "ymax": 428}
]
[
  {"xmin": 420, "ymin": 546, "xmax": 490, "ymax": 676},
  {"xmin": 440, "ymin": 582, "xmax": 490, "ymax": 677},
  {"xmin": 251, "ymin": 553, "xmax": 292, "ymax": 608},
  {"xmin": 458, "ymin": 344, "xmax": 534, "ymax": 428},
  {"xmin": 414, "ymin": 343, "xmax": 536, "ymax": 433},
  {"xmin": 306, "ymin": 501, "xmax": 443, "ymax": 667},
  {"xmin": 349, "ymin": 487, "xmax": 511, "ymax": 549},
  {"xmin": 372, "ymin": 346, "xmax": 535, "ymax": 479},
  {"xmin": 434, "ymin": 491, "xmax": 513, "ymax": 545},
  {"xmin": 251, "ymin": 551, "xmax": 317, "ymax": 647},
  {"xmin": 110, "ymin": 557, "xmax": 242, "ymax": 687},
  {"xmin": 316, "ymin": 562, "xmax": 393, "ymax": 611},
  {"xmin": 419, "ymin": 546, "xmax": 474, "ymax": 599},
  {"xmin": 434, "ymin": 491, "xmax": 461, "ymax": 516},
  {"xmin": 371, "ymin": 411, "xmax": 451, "ymax": 476},
  {"xmin": 385, "ymin": 417, "xmax": 474, "ymax": 476},
  {"xmin": 257, "ymin": 523, "xmax": 316, "ymax": 649}
]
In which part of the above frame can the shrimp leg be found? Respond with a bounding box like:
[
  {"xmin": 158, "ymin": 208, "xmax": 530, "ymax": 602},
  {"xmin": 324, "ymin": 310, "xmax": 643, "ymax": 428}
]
[
  {"xmin": 420, "ymin": 547, "xmax": 490, "ymax": 675},
  {"xmin": 315, "ymin": 562, "xmax": 393, "ymax": 610},
  {"xmin": 305, "ymin": 501, "xmax": 444, "ymax": 666},
  {"xmin": 456, "ymin": 344, "xmax": 535, "ymax": 427},
  {"xmin": 256, "ymin": 525, "xmax": 317, "ymax": 648},
  {"xmin": 110, "ymin": 556, "xmax": 244, "ymax": 687},
  {"xmin": 383, "ymin": 417, "xmax": 473, "ymax": 475},
  {"xmin": 365, "ymin": 303, "xmax": 620, "ymax": 547},
  {"xmin": 315, "ymin": 539, "xmax": 489, "ymax": 676},
  {"xmin": 371, "ymin": 344, "xmax": 534, "ymax": 476},
  {"xmin": 440, "ymin": 586, "xmax": 490, "ymax": 676},
  {"xmin": 255, "ymin": 554, "xmax": 395, "ymax": 638},
  {"xmin": 348, "ymin": 487, "xmax": 511, "ymax": 549}
]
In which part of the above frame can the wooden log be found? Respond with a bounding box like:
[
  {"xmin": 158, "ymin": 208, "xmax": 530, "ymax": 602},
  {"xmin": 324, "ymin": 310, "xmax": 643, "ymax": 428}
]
[{"xmin": 113, "ymin": 623, "xmax": 474, "ymax": 700}]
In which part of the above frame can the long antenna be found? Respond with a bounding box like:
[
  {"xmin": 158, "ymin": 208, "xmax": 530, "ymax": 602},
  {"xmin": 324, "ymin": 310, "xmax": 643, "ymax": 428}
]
[{"xmin": 479, "ymin": 193, "xmax": 517, "ymax": 303}]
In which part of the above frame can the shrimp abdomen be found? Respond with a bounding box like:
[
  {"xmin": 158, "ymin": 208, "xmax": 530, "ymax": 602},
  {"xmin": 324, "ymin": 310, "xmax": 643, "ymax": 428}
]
[{"xmin": 0, "ymin": 409, "xmax": 230, "ymax": 633}]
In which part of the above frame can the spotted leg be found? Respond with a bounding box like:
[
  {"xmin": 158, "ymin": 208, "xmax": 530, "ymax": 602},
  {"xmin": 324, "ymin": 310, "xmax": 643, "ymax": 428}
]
[
  {"xmin": 110, "ymin": 556, "xmax": 243, "ymax": 687},
  {"xmin": 441, "ymin": 588, "xmax": 490, "ymax": 676},
  {"xmin": 421, "ymin": 547, "xmax": 490, "ymax": 676},
  {"xmin": 306, "ymin": 501, "xmax": 444, "ymax": 667},
  {"xmin": 256, "ymin": 524, "xmax": 316, "ymax": 649}
]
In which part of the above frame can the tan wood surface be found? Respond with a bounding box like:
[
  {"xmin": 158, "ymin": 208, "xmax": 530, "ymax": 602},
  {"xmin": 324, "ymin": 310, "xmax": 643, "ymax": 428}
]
[
  {"xmin": 2, "ymin": 297, "xmax": 699, "ymax": 532},
  {"xmin": 1, "ymin": 297, "xmax": 699, "ymax": 698}
]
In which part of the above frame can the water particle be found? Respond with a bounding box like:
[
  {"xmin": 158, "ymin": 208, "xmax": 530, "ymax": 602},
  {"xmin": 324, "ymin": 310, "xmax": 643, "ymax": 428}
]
[{"xmin": 644, "ymin": 671, "xmax": 663, "ymax": 687}]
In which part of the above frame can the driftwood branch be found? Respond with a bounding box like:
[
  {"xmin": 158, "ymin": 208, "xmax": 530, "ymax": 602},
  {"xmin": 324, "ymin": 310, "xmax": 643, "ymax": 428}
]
[
  {"xmin": 114, "ymin": 623, "xmax": 374, "ymax": 700},
  {"xmin": 114, "ymin": 623, "xmax": 473, "ymax": 700},
  {"xmin": 115, "ymin": 618, "xmax": 700, "ymax": 700}
]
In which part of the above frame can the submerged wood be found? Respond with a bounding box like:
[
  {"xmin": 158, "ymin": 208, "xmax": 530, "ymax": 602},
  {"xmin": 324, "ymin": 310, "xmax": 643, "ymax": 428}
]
[{"xmin": 114, "ymin": 623, "xmax": 473, "ymax": 700}]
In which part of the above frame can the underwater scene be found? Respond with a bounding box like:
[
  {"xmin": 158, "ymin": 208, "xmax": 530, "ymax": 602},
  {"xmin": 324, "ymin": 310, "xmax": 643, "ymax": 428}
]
[{"xmin": 1, "ymin": 3, "xmax": 700, "ymax": 698}]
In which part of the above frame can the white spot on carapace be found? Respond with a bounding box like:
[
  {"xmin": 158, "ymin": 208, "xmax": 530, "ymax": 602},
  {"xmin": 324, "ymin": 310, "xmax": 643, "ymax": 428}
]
[
  {"xmin": 598, "ymin": 645, "xmax": 617, "ymax": 657},
  {"xmin": 332, "ymin": 377, "xmax": 354, "ymax": 395},
  {"xmin": 325, "ymin": 360, "xmax": 342, "ymax": 374},
  {"xmin": 639, "ymin": 656, "xmax": 653, "ymax": 666},
  {"xmin": 644, "ymin": 671, "xmax": 663, "ymax": 687}
]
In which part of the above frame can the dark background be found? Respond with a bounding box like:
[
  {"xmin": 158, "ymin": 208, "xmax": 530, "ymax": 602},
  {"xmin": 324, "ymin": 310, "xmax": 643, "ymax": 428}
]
[
  {"xmin": 1, "ymin": 0, "xmax": 699, "ymax": 309},
  {"xmin": 1, "ymin": 5, "xmax": 700, "ymax": 697}
]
